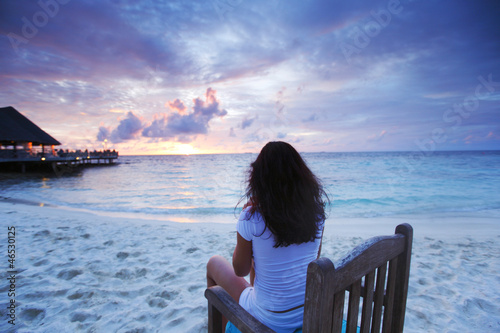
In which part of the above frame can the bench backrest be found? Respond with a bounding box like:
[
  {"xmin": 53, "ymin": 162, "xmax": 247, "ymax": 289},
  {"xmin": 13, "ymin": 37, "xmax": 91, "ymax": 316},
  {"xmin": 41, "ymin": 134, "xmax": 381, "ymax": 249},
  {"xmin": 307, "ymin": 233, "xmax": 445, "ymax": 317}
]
[{"xmin": 303, "ymin": 223, "xmax": 413, "ymax": 333}]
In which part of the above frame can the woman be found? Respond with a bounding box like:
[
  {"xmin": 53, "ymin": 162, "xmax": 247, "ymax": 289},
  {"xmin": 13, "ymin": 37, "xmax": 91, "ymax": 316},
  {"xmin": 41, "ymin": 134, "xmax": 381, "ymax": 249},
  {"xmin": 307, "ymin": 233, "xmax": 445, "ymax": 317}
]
[{"xmin": 207, "ymin": 141, "xmax": 328, "ymax": 333}]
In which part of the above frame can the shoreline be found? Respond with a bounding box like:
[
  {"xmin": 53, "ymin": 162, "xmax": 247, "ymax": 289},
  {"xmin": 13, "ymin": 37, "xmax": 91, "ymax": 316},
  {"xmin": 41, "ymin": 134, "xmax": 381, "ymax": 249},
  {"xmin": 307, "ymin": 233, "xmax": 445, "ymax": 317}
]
[
  {"xmin": 2, "ymin": 197, "xmax": 499, "ymax": 237},
  {"xmin": 0, "ymin": 201, "xmax": 499, "ymax": 332}
]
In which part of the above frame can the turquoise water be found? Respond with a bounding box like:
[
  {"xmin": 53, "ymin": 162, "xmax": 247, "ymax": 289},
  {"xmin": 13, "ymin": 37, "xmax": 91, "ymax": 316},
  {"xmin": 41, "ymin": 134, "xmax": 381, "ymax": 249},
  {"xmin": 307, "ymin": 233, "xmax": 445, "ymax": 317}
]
[{"xmin": 1, "ymin": 151, "xmax": 499, "ymax": 223}]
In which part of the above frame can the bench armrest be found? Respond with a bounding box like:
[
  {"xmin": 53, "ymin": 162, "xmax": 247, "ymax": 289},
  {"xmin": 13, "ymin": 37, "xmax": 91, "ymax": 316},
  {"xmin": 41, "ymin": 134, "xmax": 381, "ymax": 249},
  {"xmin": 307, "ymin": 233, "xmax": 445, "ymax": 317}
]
[{"xmin": 205, "ymin": 286, "xmax": 275, "ymax": 333}]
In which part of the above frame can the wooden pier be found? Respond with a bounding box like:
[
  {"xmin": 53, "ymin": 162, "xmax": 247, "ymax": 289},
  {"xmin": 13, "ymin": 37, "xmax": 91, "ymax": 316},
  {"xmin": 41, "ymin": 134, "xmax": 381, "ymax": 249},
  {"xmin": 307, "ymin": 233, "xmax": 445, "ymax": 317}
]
[
  {"xmin": 1, "ymin": 106, "xmax": 119, "ymax": 175},
  {"xmin": 0, "ymin": 150, "xmax": 119, "ymax": 174}
]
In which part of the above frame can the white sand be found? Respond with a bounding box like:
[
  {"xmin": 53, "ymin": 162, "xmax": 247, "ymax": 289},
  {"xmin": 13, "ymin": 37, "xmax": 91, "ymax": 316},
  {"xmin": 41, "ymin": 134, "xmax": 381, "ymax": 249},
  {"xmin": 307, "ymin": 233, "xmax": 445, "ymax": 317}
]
[{"xmin": 0, "ymin": 202, "xmax": 499, "ymax": 332}]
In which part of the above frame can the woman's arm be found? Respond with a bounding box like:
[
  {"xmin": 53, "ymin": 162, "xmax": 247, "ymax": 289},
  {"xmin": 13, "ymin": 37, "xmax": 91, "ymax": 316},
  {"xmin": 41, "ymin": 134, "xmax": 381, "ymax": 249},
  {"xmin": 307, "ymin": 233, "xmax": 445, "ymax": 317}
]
[
  {"xmin": 250, "ymin": 260, "xmax": 255, "ymax": 286},
  {"xmin": 233, "ymin": 232, "xmax": 253, "ymax": 277}
]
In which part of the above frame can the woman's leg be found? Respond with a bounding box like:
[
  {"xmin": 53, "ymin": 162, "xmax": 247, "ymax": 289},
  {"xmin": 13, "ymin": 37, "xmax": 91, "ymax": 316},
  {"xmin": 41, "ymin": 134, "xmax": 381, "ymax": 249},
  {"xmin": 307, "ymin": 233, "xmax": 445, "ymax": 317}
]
[
  {"xmin": 207, "ymin": 255, "xmax": 251, "ymax": 332},
  {"xmin": 207, "ymin": 255, "xmax": 250, "ymax": 303}
]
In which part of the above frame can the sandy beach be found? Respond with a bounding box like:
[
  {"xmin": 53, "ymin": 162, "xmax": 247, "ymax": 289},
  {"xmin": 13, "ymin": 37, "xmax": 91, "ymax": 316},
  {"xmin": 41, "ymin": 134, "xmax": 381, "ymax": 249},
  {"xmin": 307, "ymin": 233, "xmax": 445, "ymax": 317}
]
[{"xmin": 1, "ymin": 201, "xmax": 499, "ymax": 332}]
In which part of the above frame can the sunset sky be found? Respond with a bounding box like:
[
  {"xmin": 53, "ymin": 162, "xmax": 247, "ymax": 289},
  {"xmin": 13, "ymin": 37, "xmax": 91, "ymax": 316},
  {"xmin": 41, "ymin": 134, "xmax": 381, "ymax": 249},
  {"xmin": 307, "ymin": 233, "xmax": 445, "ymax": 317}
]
[{"xmin": 1, "ymin": 0, "xmax": 499, "ymax": 155}]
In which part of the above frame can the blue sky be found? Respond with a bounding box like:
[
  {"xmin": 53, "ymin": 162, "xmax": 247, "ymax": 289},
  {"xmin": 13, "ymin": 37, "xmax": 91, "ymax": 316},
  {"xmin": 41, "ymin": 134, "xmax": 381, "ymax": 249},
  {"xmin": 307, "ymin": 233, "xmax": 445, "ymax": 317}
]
[{"xmin": 1, "ymin": 0, "xmax": 499, "ymax": 154}]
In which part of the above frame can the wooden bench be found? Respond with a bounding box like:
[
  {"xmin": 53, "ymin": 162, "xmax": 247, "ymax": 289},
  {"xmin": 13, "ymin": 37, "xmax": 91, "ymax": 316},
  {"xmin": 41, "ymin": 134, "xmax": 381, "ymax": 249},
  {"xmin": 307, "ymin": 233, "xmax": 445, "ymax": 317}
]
[{"xmin": 205, "ymin": 223, "xmax": 413, "ymax": 333}]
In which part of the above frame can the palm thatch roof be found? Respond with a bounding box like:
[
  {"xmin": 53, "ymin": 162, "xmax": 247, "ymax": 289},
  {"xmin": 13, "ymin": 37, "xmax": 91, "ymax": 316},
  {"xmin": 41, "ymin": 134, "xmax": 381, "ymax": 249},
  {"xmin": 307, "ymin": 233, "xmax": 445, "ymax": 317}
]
[{"xmin": 0, "ymin": 106, "xmax": 61, "ymax": 145}]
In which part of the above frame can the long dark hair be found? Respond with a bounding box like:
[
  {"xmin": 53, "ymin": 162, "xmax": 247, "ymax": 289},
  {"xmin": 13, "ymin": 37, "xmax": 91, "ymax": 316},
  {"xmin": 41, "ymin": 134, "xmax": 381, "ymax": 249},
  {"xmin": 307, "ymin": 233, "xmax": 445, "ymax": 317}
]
[{"xmin": 243, "ymin": 141, "xmax": 328, "ymax": 247}]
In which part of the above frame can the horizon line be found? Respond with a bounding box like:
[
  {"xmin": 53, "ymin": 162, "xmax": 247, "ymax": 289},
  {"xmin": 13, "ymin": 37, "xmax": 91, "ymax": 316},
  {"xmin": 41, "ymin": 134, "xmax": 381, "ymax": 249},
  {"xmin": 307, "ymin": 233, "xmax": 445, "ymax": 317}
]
[{"xmin": 119, "ymin": 149, "xmax": 500, "ymax": 157}]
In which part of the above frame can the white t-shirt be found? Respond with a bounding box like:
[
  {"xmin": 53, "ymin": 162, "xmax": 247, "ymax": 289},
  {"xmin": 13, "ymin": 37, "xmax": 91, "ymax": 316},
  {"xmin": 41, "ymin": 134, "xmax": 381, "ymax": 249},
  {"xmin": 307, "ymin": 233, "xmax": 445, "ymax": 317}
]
[{"xmin": 237, "ymin": 207, "xmax": 323, "ymax": 332}]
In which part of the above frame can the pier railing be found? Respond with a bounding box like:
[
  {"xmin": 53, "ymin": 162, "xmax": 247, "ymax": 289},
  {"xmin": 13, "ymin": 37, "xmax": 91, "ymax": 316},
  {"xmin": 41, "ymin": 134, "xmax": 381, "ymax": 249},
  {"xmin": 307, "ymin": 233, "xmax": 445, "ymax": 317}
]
[
  {"xmin": 0, "ymin": 148, "xmax": 119, "ymax": 173},
  {"xmin": 0, "ymin": 148, "xmax": 118, "ymax": 162}
]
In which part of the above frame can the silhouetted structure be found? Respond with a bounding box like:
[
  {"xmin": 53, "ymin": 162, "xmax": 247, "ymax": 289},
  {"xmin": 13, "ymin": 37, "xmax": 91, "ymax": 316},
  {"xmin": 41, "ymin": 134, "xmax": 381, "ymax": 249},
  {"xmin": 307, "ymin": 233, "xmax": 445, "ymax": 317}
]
[
  {"xmin": 0, "ymin": 106, "xmax": 118, "ymax": 173},
  {"xmin": 0, "ymin": 106, "xmax": 61, "ymax": 147}
]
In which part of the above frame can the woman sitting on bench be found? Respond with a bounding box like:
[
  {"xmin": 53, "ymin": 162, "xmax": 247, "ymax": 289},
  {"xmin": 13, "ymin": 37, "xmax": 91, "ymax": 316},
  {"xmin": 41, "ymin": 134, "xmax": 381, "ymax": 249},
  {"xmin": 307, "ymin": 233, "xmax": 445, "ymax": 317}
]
[{"xmin": 207, "ymin": 141, "xmax": 329, "ymax": 333}]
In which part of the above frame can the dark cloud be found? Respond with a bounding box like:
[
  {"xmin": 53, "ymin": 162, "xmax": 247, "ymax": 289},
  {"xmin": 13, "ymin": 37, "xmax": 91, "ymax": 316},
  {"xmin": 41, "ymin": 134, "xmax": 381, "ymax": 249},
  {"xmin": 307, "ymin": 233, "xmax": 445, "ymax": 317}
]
[
  {"xmin": 0, "ymin": 0, "xmax": 190, "ymax": 83},
  {"xmin": 2, "ymin": 0, "xmax": 499, "ymax": 89}
]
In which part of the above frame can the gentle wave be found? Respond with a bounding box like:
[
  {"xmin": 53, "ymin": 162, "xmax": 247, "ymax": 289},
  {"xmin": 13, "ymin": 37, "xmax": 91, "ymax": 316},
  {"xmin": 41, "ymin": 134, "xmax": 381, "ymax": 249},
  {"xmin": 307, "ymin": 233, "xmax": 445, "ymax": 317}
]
[{"xmin": 1, "ymin": 151, "xmax": 499, "ymax": 222}]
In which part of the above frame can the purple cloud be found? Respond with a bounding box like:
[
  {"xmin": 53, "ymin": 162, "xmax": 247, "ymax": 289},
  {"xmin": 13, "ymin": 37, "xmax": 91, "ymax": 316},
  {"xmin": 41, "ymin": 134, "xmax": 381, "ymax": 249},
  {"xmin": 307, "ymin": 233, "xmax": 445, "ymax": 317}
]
[
  {"xmin": 97, "ymin": 126, "xmax": 111, "ymax": 142},
  {"xmin": 98, "ymin": 111, "xmax": 143, "ymax": 143},
  {"xmin": 142, "ymin": 88, "xmax": 228, "ymax": 141},
  {"xmin": 167, "ymin": 99, "xmax": 187, "ymax": 114},
  {"xmin": 241, "ymin": 115, "xmax": 257, "ymax": 129}
]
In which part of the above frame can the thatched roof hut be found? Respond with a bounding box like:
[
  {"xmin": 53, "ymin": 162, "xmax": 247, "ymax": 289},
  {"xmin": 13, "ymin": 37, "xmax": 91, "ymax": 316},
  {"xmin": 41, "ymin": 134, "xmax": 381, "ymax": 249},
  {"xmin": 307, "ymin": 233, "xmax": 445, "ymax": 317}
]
[{"xmin": 0, "ymin": 106, "xmax": 61, "ymax": 146}]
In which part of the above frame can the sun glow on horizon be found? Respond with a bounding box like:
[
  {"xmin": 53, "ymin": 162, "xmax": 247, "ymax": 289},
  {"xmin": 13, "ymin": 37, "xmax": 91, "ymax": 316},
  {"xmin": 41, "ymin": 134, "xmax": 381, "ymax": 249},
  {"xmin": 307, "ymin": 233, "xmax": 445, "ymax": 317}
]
[
  {"xmin": 110, "ymin": 140, "xmax": 246, "ymax": 156},
  {"xmin": 172, "ymin": 143, "xmax": 197, "ymax": 155}
]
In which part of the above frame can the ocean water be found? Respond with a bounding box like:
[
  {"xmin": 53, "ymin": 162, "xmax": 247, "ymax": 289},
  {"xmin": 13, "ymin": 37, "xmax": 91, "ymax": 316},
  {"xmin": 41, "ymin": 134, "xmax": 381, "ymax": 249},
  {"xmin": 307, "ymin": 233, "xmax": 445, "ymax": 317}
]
[{"xmin": 1, "ymin": 151, "xmax": 499, "ymax": 224}]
